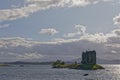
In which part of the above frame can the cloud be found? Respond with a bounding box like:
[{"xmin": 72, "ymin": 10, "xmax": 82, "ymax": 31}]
[
  {"xmin": 112, "ymin": 29, "xmax": 120, "ymax": 35},
  {"xmin": 0, "ymin": 7, "xmax": 28, "ymax": 21},
  {"xmin": 0, "ymin": 26, "xmax": 120, "ymax": 61},
  {"xmin": 80, "ymin": 28, "xmax": 120, "ymax": 44},
  {"xmin": 64, "ymin": 33, "xmax": 78, "ymax": 38},
  {"xmin": 63, "ymin": 24, "xmax": 120, "ymax": 44},
  {"xmin": 111, "ymin": 50, "xmax": 117, "ymax": 54},
  {"xmin": 17, "ymin": 53, "xmax": 43, "ymax": 60},
  {"xmin": 0, "ymin": 52, "xmax": 43, "ymax": 61},
  {"xmin": 0, "ymin": 28, "xmax": 120, "ymax": 62},
  {"xmin": 39, "ymin": 28, "xmax": 59, "ymax": 35},
  {"xmin": 64, "ymin": 24, "xmax": 86, "ymax": 38},
  {"xmin": 52, "ymin": 38, "xmax": 65, "ymax": 42},
  {"xmin": 26, "ymin": 0, "xmax": 109, "ymax": 7},
  {"xmin": 75, "ymin": 24, "xmax": 86, "ymax": 35},
  {"xmin": 113, "ymin": 13, "xmax": 120, "ymax": 26},
  {"xmin": 0, "ymin": 0, "xmax": 112, "ymax": 21},
  {"xmin": 0, "ymin": 0, "xmax": 119, "ymax": 62},
  {"xmin": 0, "ymin": 37, "xmax": 93, "ymax": 61},
  {"xmin": 0, "ymin": 0, "xmax": 60, "ymax": 21},
  {"xmin": 0, "ymin": 37, "xmax": 31, "ymax": 48},
  {"xmin": 0, "ymin": 24, "xmax": 10, "ymax": 29},
  {"xmin": 106, "ymin": 30, "xmax": 120, "ymax": 46},
  {"xmin": 80, "ymin": 33, "xmax": 107, "ymax": 43}
]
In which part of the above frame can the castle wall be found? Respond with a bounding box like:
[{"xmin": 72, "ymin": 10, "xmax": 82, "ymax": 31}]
[{"xmin": 81, "ymin": 50, "xmax": 96, "ymax": 65}]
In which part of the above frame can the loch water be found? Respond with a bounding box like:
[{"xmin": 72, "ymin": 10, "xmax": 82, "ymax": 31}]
[{"xmin": 0, "ymin": 64, "xmax": 120, "ymax": 80}]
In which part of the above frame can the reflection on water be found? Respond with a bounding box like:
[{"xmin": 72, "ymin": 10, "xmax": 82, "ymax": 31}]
[{"xmin": 0, "ymin": 64, "xmax": 120, "ymax": 80}]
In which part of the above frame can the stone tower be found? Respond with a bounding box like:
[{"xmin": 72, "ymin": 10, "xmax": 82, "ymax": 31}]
[{"xmin": 81, "ymin": 50, "xmax": 96, "ymax": 65}]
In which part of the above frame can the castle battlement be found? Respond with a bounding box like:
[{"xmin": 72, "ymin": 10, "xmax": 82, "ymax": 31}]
[{"xmin": 81, "ymin": 50, "xmax": 96, "ymax": 65}]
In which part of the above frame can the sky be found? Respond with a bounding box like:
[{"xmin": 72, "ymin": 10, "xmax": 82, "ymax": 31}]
[{"xmin": 0, "ymin": 0, "xmax": 120, "ymax": 62}]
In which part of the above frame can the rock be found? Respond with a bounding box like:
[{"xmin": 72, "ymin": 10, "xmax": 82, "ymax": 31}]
[{"xmin": 83, "ymin": 74, "xmax": 89, "ymax": 76}]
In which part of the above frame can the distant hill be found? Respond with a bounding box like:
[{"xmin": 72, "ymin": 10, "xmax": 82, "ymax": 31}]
[
  {"xmin": 0, "ymin": 61, "xmax": 53, "ymax": 65},
  {"xmin": 1, "ymin": 58, "xmax": 120, "ymax": 65}
]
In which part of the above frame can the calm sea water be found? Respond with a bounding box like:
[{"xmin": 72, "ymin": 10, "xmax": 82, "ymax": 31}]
[{"xmin": 0, "ymin": 64, "xmax": 120, "ymax": 80}]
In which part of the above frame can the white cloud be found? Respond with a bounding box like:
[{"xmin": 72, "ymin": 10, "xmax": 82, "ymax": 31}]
[
  {"xmin": 112, "ymin": 28, "xmax": 120, "ymax": 36},
  {"xmin": 113, "ymin": 13, "xmax": 120, "ymax": 26},
  {"xmin": 39, "ymin": 28, "xmax": 58, "ymax": 35},
  {"xmin": 111, "ymin": 50, "xmax": 117, "ymax": 54},
  {"xmin": 106, "ymin": 29, "xmax": 120, "ymax": 45},
  {"xmin": 0, "ymin": 0, "xmax": 60, "ymax": 21},
  {"xmin": 64, "ymin": 24, "xmax": 86, "ymax": 38},
  {"xmin": 103, "ymin": 0, "xmax": 114, "ymax": 2},
  {"xmin": 0, "ymin": 8, "xmax": 28, "ymax": 21},
  {"xmin": 75, "ymin": 24, "xmax": 86, "ymax": 35},
  {"xmin": 80, "ymin": 28, "xmax": 120, "ymax": 45},
  {"xmin": 80, "ymin": 33, "xmax": 107, "ymax": 43},
  {"xmin": 0, "ymin": 0, "xmax": 112, "ymax": 21}
]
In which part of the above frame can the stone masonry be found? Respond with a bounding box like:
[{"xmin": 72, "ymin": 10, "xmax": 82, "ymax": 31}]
[{"xmin": 81, "ymin": 50, "xmax": 96, "ymax": 65}]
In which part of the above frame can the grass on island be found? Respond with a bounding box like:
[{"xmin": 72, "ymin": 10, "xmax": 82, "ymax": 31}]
[
  {"xmin": 52, "ymin": 60, "xmax": 104, "ymax": 70},
  {"xmin": 0, "ymin": 64, "xmax": 10, "ymax": 67},
  {"xmin": 52, "ymin": 60, "xmax": 68, "ymax": 68},
  {"xmin": 76, "ymin": 64, "xmax": 105, "ymax": 70}
]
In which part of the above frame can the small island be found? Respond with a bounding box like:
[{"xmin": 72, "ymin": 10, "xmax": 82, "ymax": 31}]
[
  {"xmin": 0, "ymin": 64, "xmax": 10, "ymax": 67},
  {"xmin": 52, "ymin": 50, "xmax": 104, "ymax": 70}
]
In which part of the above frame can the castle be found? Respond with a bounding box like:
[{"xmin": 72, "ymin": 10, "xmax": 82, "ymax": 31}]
[{"xmin": 81, "ymin": 50, "xmax": 96, "ymax": 65}]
